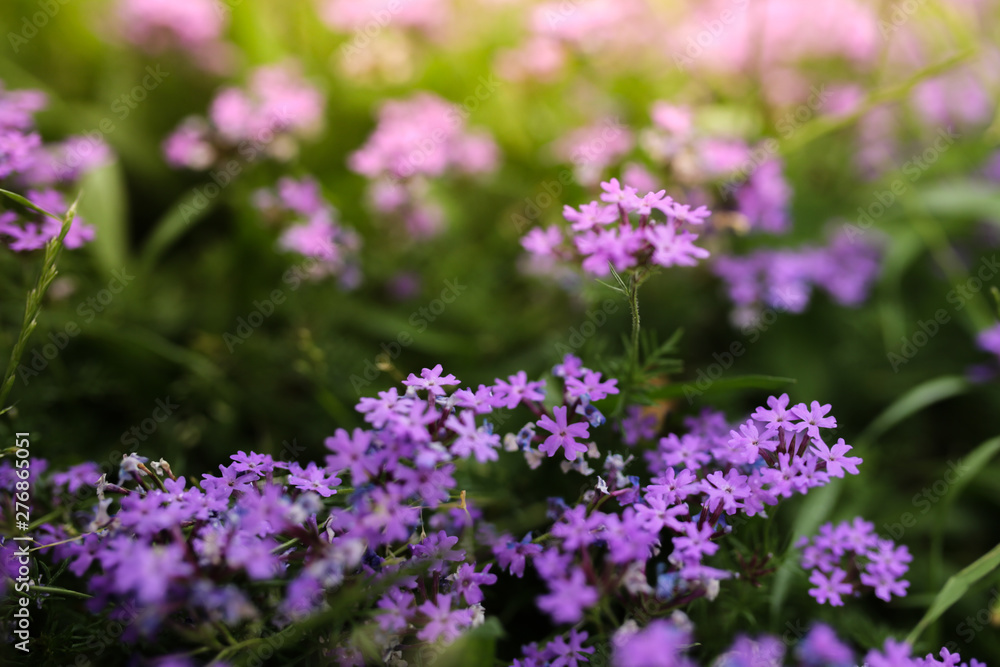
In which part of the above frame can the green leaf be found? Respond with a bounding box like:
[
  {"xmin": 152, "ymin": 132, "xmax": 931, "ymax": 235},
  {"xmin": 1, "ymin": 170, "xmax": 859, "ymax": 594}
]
[
  {"xmin": 647, "ymin": 375, "xmax": 796, "ymax": 401},
  {"xmin": 906, "ymin": 541, "xmax": 1000, "ymax": 644},
  {"xmin": 78, "ymin": 160, "xmax": 129, "ymax": 275},
  {"xmin": 917, "ymin": 181, "xmax": 1000, "ymax": 223},
  {"xmin": 780, "ymin": 49, "xmax": 976, "ymax": 154},
  {"xmin": 0, "ymin": 187, "xmax": 62, "ymax": 221},
  {"xmin": 930, "ymin": 436, "xmax": 1000, "ymax": 584},
  {"xmin": 140, "ymin": 188, "xmax": 217, "ymax": 270},
  {"xmin": 858, "ymin": 376, "xmax": 969, "ymax": 445},
  {"xmin": 431, "ymin": 617, "xmax": 504, "ymax": 667},
  {"xmin": 769, "ymin": 483, "xmax": 841, "ymax": 619}
]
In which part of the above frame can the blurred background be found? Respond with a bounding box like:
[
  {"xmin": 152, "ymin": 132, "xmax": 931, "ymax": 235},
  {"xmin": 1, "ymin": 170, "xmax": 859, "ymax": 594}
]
[{"xmin": 1, "ymin": 0, "xmax": 999, "ymax": 662}]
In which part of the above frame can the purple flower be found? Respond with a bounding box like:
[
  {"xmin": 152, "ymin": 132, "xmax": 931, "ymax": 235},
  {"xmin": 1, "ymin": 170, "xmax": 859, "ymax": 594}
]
[
  {"xmin": 548, "ymin": 629, "xmax": 595, "ymax": 667},
  {"xmin": 450, "ymin": 563, "xmax": 497, "ymax": 605},
  {"xmin": 522, "ymin": 225, "xmax": 564, "ymax": 257},
  {"xmin": 808, "ymin": 568, "xmax": 853, "ymax": 606},
  {"xmin": 537, "ymin": 406, "xmax": 590, "ymax": 461},
  {"xmin": 645, "ymin": 223, "xmax": 710, "ymax": 268},
  {"xmin": 376, "ymin": 588, "xmax": 416, "ymax": 634},
  {"xmin": 810, "ymin": 438, "xmax": 862, "ymax": 477},
  {"xmin": 494, "ymin": 534, "xmax": 542, "ymax": 578},
  {"xmin": 797, "ymin": 623, "xmax": 854, "ymax": 666},
  {"xmin": 286, "ymin": 461, "xmax": 341, "ymax": 497},
  {"xmin": 612, "ymin": 620, "xmax": 693, "ymax": 667},
  {"xmin": 976, "ymin": 323, "xmax": 1000, "ymax": 360},
  {"xmin": 563, "ymin": 201, "xmax": 618, "ymax": 232},
  {"xmin": 324, "ymin": 427, "xmax": 375, "ymax": 484},
  {"xmin": 672, "ymin": 521, "xmax": 719, "ymax": 563},
  {"xmin": 700, "ymin": 470, "xmax": 751, "ymax": 514},
  {"xmin": 452, "ymin": 384, "xmax": 495, "ymax": 413},
  {"xmin": 445, "ymin": 411, "xmax": 500, "ymax": 463},
  {"xmin": 864, "ymin": 639, "xmax": 914, "ymax": 667},
  {"xmin": 537, "ymin": 567, "xmax": 598, "ymax": 624},
  {"xmin": 620, "ymin": 405, "xmax": 658, "ymax": 445},
  {"xmin": 403, "ymin": 364, "xmax": 460, "ymax": 396},
  {"xmin": 565, "ymin": 369, "xmax": 619, "ymax": 402},
  {"xmin": 492, "ymin": 371, "xmax": 546, "ymax": 409},
  {"xmin": 416, "ymin": 594, "xmax": 473, "ymax": 643},
  {"xmin": 791, "ymin": 401, "xmax": 837, "ymax": 440},
  {"xmin": 635, "ymin": 494, "xmax": 688, "ymax": 533},
  {"xmin": 735, "ymin": 158, "xmax": 792, "ymax": 234}
]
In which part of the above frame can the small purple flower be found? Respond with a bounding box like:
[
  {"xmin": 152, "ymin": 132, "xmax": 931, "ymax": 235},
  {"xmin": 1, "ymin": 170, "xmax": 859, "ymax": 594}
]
[
  {"xmin": 808, "ymin": 567, "xmax": 853, "ymax": 606},
  {"xmin": 700, "ymin": 470, "xmax": 751, "ymax": 514},
  {"xmin": 416, "ymin": 593, "xmax": 473, "ymax": 643},
  {"xmin": 791, "ymin": 401, "xmax": 837, "ymax": 440},
  {"xmin": 403, "ymin": 364, "xmax": 460, "ymax": 396},
  {"xmin": 537, "ymin": 406, "xmax": 590, "ymax": 461},
  {"xmin": 810, "ymin": 438, "xmax": 862, "ymax": 477},
  {"xmin": 536, "ymin": 567, "xmax": 598, "ymax": 624},
  {"xmin": 492, "ymin": 371, "xmax": 546, "ymax": 409},
  {"xmin": 287, "ymin": 461, "xmax": 341, "ymax": 497},
  {"xmin": 565, "ymin": 369, "xmax": 619, "ymax": 402}
]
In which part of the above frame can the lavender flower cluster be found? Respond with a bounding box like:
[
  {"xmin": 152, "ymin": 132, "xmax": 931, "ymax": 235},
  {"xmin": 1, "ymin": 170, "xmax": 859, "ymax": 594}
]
[
  {"xmin": 0, "ymin": 353, "xmax": 983, "ymax": 666},
  {"xmin": 608, "ymin": 619, "xmax": 986, "ymax": 667},
  {"xmin": 0, "ymin": 81, "xmax": 108, "ymax": 251},
  {"xmin": 252, "ymin": 176, "xmax": 362, "ymax": 287},
  {"xmin": 712, "ymin": 230, "xmax": 883, "ymax": 327},
  {"xmin": 522, "ymin": 178, "xmax": 711, "ymax": 278},
  {"xmin": 348, "ymin": 93, "xmax": 500, "ymax": 238},
  {"xmin": 798, "ymin": 518, "xmax": 911, "ymax": 606},
  {"xmin": 163, "ymin": 63, "xmax": 324, "ymax": 171}
]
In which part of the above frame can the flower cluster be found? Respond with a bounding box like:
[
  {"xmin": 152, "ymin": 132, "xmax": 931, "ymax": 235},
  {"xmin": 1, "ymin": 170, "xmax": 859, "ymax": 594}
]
[
  {"xmin": 495, "ymin": 388, "xmax": 865, "ymax": 657},
  {"xmin": 348, "ymin": 92, "xmax": 499, "ymax": 237},
  {"xmin": 252, "ymin": 176, "xmax": 362, "ymax": 287},
  {"xmin": 0, "ymin": 81, "xmax": 106, "ymax": 251},
  {"xmin": 798, "ymin": 518, "xmax": 911, "ymax": 606},
  {"xmin": 320, "ymin": 0, "xmax": 446, "ymax": 38},
  {"xmin": 1, "ymin": 357, "xmax": 984, "ymax": 666},
  {"xmin": 712, "ymin": 230, "xmax": 882, "ymax": 326},
  {"xmin": 522, "ymin": 178, "xmax": 711, "ymax": 278},
  {"xmin": 114, "ymin": 0, "xmax": 229, "ymax": 67},
  {"xmin": 163, "ymin": 63, "xmax": 324, "ymax": 170}
]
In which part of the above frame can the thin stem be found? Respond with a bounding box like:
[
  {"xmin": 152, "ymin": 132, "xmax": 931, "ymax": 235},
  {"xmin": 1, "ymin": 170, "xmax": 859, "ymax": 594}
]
[
  {"xmin": 0, "ymin": 191, "xmax": 81, "ymax": 412},
  {"xmin": 628, "ymin": 272, "xmax": 641, "ymax": 384}
]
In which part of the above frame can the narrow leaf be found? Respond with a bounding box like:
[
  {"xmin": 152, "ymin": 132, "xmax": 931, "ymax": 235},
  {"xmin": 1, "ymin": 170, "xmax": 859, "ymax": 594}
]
[
  {"xmin": 858, "ymin": 376, "xmax": 969, "ymax": 445},
  {"xmin": 906, "ymin": 541, "xmax": 1000, "ymax": 644}
]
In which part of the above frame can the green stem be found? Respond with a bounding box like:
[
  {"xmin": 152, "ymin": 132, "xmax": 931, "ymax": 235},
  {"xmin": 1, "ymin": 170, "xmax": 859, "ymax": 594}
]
[
  {"xmin": 30, "ymin": 584, "xmax": 91, "ymax": 599},
  {"xmin": 0, "ymin": 190, "xmax": 81, "ymax": 413},
  {"xmin": 628, "ymin": 272, "xmax": 641, "ymax": 385}
]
